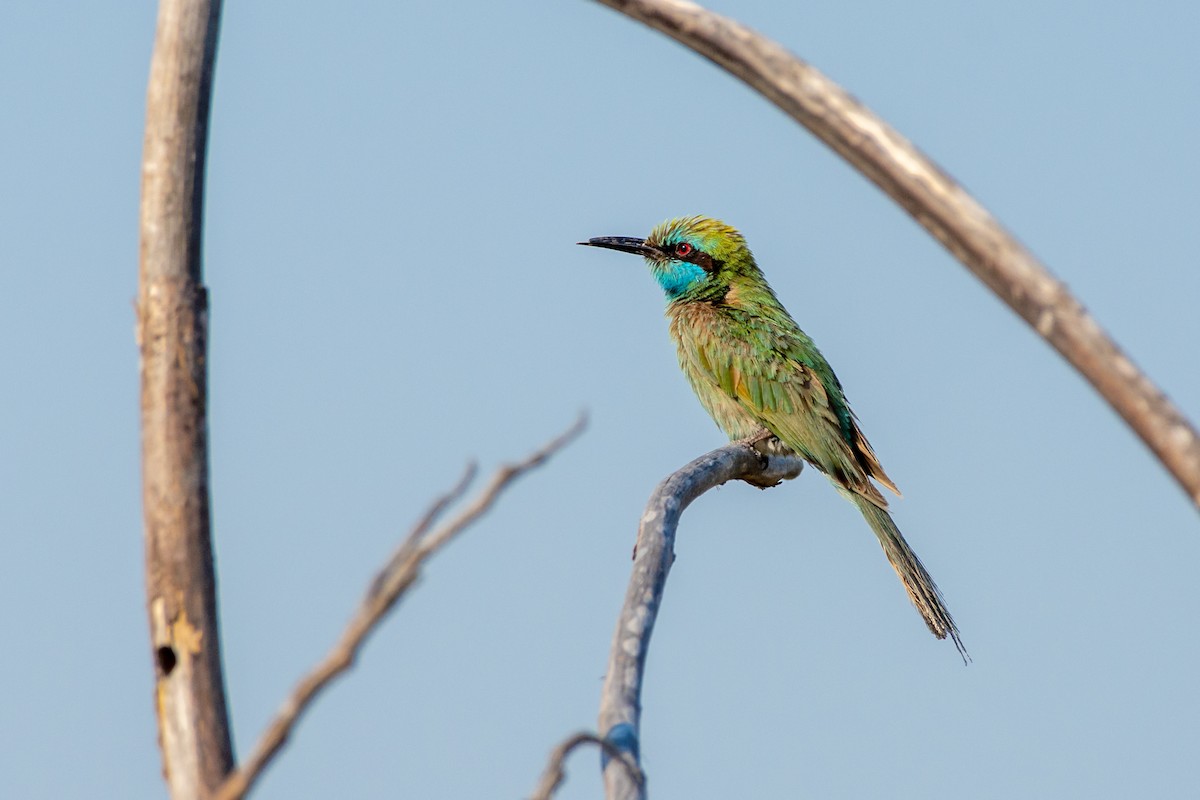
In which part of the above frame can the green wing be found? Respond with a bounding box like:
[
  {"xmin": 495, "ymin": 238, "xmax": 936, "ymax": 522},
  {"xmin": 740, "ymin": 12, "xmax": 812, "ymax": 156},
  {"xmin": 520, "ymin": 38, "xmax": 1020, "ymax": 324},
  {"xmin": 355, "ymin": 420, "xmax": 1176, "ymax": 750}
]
[{"xmin": 677, "ymin": 308, "xmax": 899, "ymax": 508}]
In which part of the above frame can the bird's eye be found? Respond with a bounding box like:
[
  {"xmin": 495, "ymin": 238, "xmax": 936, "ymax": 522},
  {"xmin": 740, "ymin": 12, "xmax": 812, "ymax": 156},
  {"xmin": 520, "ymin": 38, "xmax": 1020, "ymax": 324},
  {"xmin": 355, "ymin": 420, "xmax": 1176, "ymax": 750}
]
[{"xmin": 674, "ymin": 242, "xmax": 694, "ymax": 258}]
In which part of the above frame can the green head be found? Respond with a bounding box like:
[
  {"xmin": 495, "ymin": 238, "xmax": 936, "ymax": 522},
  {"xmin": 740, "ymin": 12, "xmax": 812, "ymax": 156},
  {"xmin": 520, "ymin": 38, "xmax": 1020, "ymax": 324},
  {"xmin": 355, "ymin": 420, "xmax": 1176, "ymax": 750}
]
[{"xmin": 580, "ymin": 215, "xmax": 764, "ymax": 302}]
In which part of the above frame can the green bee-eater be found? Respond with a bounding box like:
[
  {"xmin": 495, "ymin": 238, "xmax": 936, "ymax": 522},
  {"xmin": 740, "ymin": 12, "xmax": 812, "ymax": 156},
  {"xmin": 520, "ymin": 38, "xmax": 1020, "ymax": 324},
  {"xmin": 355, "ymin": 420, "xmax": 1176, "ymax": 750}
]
[{"xmin": 581, "ymin": 215, "xmax": 966, "ymax": 659}]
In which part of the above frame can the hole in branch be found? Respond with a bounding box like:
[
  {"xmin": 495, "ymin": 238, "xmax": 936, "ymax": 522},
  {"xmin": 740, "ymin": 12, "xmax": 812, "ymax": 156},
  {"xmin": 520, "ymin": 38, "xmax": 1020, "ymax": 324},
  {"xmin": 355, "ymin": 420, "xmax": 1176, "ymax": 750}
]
[{"xmin": 156, "ymin": 646, "xmax": 177, "ymax": 676}]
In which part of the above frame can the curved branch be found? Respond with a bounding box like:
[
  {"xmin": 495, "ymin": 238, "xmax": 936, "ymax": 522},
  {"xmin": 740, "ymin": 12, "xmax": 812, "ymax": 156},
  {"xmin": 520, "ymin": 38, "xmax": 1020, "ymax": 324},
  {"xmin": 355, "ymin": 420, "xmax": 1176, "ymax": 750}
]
[
  {"xmin": 529, "ymin": 731, "xmax": 644, "ymax": 800},
  {"xmin": 212, "ymin": 416, "xmax": 586, "ymax": 800},
  {"xmin": 594, "ymin": 0, "xmax": 1200, "ymax": 509},
  {"xmin": 138, "ymin": 1, "xmax": 230, "ymax": 797},
  {"xmin": 598, "ymin": 444, "xmax": 805, "ymax": 800}
]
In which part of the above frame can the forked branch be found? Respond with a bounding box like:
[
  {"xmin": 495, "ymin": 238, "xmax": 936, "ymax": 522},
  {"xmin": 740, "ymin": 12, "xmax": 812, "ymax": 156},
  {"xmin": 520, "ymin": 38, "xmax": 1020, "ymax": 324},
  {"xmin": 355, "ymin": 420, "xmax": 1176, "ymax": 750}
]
[{"xmin": 212, "ymin": 416, "xmax": 586, "ymax": 800}]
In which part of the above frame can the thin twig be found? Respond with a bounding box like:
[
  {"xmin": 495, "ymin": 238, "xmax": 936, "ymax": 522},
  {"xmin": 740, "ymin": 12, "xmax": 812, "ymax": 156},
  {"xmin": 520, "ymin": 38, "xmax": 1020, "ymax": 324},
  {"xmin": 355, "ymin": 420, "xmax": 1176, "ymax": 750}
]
[
  {"xmin": 598, "ymin": 443, "xmax": 805, "ymax": 800},
  {"xmin": 529, "ymin": 731, "xmax": 644, "ymax": 800},
  {"xmin": 594, "ymin": 0, "xmax": 1200, "ymax": 510},
  {"xmin": 368, "ymin": 461, "xmax": 478, "ymax": 598},
  {"xmin": 211, "ymin": 415, "xmax": 587, "ymax": 800}
]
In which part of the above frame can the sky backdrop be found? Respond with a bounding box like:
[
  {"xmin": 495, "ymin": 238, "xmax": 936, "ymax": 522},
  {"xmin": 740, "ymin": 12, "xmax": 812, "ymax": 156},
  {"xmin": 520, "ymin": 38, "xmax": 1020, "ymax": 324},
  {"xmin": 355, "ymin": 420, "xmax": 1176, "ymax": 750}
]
[{"xmin": 4, "ymin": 1, "xmax": 1200, "ymax": 798}]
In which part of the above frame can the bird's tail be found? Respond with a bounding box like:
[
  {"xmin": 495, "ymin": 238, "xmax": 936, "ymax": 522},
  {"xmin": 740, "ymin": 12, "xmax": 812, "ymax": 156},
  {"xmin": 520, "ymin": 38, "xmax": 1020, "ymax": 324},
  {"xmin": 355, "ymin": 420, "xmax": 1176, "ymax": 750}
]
[{"xmin": 851, "ymin": 494, "xmax": 969, "ymax": 662}]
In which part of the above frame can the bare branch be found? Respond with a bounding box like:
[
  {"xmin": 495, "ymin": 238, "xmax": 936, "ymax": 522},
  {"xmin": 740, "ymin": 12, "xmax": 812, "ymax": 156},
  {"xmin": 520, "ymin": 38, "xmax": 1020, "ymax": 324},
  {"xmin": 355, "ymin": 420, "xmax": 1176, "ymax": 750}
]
[
  {"xmin": 138, "ymin": 0, "xmax": 230, "ymax": 796},
  {"xmin": 211, "ymin": 415, "xmax": 587, "ymax": 800},
  {"xmin": 368, "ymin": 461, "xmax": 478, "ymax": 599},
  {"xmin": 529, "ymin": 731, "xmax": 644, "ymax": 800},
  {"xmin": 594, "ymin": 0, "xmax": 1200, "ymax": 510},
  {"xmin": 598, "ymin": 444, "xmax": 805, "ymax": 800}
]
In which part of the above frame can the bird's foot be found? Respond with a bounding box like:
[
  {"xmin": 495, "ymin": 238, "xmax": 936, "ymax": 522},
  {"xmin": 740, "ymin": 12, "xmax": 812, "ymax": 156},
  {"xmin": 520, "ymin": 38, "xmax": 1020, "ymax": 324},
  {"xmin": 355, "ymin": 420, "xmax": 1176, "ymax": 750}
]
[
  {"xmin": 737, "ymin": 427, "xmax": 780, "ymax": 451},
  {"xmin": 736, "ymin": 429, "xmax": 792, "ymax": 488}
]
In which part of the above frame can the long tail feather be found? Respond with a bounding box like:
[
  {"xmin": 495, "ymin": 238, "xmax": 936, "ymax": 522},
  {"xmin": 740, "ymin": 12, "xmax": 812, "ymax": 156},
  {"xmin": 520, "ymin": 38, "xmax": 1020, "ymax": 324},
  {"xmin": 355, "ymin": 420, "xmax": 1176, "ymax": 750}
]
[{"xmin": 851, "ymin": 494, "xmax": 969, "ymax": 663}]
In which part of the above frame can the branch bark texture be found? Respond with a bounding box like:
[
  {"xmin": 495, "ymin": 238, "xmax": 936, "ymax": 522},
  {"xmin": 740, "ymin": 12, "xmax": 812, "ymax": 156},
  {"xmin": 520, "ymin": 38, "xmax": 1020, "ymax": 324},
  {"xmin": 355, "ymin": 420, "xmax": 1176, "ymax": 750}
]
[
  {"xmin": 138, "ymin": 1, "xmax": 229, "ymax": 797},
  {"xmin": 599, "ymin": 444, "xmax": 804, "ymax": 800},
  {"xmin": 595, "ymin": 0, "xmax": 1200, "ymax": 509}
]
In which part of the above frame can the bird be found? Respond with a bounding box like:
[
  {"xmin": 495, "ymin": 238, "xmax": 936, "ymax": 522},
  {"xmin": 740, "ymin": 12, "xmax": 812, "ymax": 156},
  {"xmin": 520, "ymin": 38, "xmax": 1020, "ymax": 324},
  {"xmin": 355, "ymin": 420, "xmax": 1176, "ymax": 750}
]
[{"xmin": 580, "ymin": 215, "xmax": 966, "ymax": 660}]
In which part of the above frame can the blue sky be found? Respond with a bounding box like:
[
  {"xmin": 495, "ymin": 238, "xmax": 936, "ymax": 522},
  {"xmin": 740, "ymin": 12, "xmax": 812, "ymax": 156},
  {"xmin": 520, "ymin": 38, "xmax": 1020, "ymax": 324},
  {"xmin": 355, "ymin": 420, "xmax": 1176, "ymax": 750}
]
[{"xmin": 4, "ymin": 1, "xmax": 1199, "ymax": 797}]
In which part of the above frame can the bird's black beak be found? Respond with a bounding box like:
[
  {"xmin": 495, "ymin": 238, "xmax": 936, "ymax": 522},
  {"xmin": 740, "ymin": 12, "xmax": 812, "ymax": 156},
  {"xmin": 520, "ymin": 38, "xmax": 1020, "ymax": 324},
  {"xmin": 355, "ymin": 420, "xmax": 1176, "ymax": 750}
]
[{"xmin": 578, "ymin": 236, "xmax": 659, "ymax": 258}]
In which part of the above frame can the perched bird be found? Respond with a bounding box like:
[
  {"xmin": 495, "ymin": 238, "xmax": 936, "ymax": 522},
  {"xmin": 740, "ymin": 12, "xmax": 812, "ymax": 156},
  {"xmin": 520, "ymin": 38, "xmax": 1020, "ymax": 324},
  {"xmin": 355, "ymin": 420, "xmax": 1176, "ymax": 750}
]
[{"xmin": 580, "ymin": 215, "xmax": 966, "ymax": 660}]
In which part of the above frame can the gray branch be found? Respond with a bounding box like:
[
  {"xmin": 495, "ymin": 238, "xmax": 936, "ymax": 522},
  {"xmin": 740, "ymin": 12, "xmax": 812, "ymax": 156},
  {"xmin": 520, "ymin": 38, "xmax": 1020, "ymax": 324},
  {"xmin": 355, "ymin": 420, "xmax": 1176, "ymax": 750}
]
[
  {"xmin": 598, "ymin": 444, "xmax": 805, "ymax": 800},
  {"xmin": 594, "ymin": 0, "xmax": 1200, "ymax": 510}
]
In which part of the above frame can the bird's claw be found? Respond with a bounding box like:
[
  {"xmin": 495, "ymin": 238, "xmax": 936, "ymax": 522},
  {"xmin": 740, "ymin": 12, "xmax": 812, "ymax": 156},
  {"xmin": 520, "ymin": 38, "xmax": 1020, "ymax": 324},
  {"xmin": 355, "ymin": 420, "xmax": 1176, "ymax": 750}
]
[{"xmin": 736, "ymin": 429, "xmax": 790, "ymax": 488}]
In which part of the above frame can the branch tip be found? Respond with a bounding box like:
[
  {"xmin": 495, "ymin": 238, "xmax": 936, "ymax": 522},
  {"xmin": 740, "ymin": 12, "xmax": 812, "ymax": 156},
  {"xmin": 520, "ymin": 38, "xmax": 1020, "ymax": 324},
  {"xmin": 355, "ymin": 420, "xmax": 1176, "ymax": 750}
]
[{"xmin": 211, "ymin": 418, "xmax": 584, "ymax": 800}]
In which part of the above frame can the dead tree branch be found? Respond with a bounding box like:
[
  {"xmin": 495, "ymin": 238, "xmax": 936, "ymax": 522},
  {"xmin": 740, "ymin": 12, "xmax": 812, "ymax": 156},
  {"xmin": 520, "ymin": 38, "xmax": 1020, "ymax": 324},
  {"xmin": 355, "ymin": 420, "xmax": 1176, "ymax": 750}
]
[
  {"xmin": 137, "ymin": 1, "xmax": 229, "ymax": 797},
  {"xmin": 598, "ymin": 444, "xmax": 805, "ymax": 800},
  {"xmin": 594, "ymin": 0, "xmax": 1200, "ymax": 509},
  {"xmin": 212, "ymin": 416, "xmax": 587, "ymax": 800},
  {"xmin": 529, "ymin": 731, "xmax": 644, "ymax": 800}
]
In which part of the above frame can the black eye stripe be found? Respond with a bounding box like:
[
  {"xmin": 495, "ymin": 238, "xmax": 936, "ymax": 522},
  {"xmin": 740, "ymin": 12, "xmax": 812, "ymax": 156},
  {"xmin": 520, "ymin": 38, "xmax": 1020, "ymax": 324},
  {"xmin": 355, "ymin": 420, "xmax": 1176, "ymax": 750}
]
[{"xmin": 663, "ymin": 242, "xmax": 718, "ymax": 273}]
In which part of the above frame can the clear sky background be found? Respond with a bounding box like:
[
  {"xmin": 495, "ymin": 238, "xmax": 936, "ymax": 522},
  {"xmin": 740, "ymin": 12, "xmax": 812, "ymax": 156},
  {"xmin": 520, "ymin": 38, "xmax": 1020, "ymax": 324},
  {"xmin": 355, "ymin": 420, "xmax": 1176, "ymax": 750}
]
[{"xmin": 4, "ymin": 1, "xmax": 1199, "ymax": 798}]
